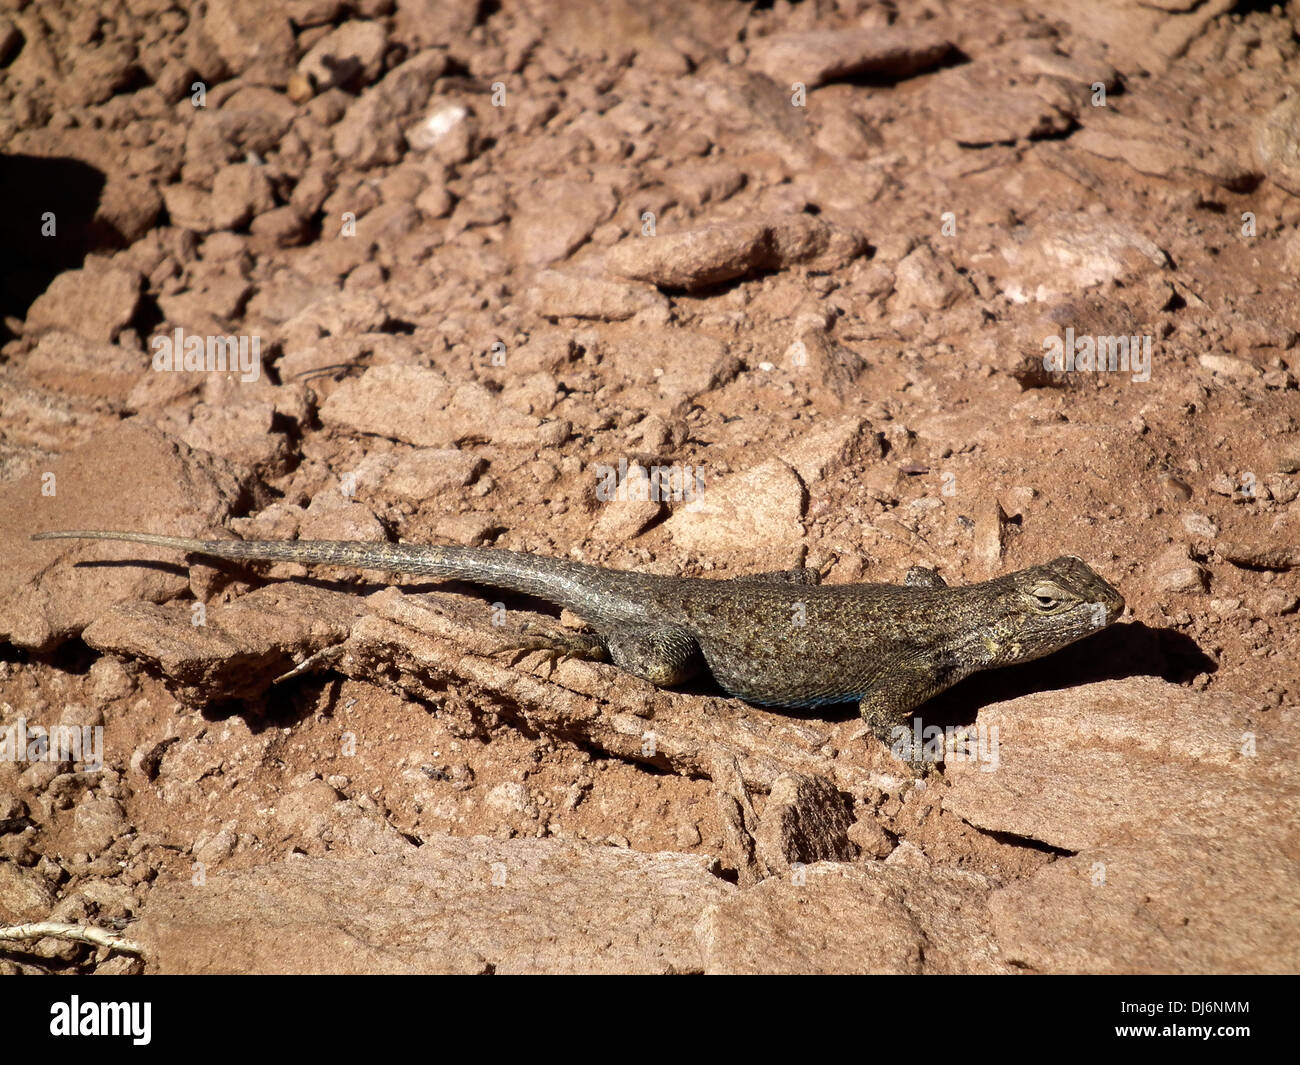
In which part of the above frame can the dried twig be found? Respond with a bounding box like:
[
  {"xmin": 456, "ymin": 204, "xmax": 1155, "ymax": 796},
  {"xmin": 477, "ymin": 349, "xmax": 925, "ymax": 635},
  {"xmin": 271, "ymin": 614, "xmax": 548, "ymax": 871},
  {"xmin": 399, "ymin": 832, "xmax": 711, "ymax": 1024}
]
[{"xmin": 0, "ymin": 922, "xmax": 144, "ymax": 956}]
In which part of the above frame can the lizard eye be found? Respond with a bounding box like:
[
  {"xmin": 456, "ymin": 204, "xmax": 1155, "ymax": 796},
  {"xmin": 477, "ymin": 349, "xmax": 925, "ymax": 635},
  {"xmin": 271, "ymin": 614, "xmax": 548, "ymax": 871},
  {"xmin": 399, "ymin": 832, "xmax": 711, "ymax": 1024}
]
[{"xmin": 1029, "ymin": 583, "xmax": 1066, "ymax": 610}]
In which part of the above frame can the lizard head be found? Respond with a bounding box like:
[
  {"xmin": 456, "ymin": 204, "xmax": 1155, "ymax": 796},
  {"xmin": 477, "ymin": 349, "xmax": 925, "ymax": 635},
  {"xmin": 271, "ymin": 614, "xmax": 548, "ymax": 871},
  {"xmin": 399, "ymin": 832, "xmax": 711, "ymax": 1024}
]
[{"xmin": 984, "ymin": 555, "xmax": 1125, "ymax": 664}]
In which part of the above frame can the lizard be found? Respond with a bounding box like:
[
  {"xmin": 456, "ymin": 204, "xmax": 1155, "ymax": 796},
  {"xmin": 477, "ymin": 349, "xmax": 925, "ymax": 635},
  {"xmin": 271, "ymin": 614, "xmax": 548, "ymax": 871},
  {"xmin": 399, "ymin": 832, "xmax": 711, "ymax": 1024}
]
[{"xmin": 31, "ymin": 530, "xmax": 1125, "ymax": 765}]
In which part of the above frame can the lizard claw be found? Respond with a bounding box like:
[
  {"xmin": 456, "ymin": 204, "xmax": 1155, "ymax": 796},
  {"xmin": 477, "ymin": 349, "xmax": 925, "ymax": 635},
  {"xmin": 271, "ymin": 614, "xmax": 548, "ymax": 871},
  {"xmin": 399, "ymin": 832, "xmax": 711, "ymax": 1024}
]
[
  {"xmin": 891, "ymin": 742, "xmax": 939, "ymax": 776},
  {"xmin": 492, "ymin": 626, "xmax": 607, "ymax": 667}
]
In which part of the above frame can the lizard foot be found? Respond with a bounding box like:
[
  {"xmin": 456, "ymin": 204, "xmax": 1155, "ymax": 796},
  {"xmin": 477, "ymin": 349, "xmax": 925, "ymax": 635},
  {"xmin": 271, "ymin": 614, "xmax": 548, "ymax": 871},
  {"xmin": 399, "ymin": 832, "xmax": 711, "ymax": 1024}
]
[
  {"xmin": 892, "ymin": 742, "xmax": 940, "ymax": 776},
  {"xmin": 859, "ymin": 691, "xmax": 943, "ymax": 776},
  {"xmin": 493, "ymin": 625, "xmax": 607, "ymax": 667}
]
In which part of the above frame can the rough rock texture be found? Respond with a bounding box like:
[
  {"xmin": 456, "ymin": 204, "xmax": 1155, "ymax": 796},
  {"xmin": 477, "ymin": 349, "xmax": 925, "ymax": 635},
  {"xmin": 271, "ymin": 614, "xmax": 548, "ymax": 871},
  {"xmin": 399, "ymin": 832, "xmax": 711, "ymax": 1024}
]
[
  {"xmin": 698, "ymin": 844, "xmax": 1011, "ymax": 974},
  {"xmin": 317, "ymin": 365, "xmax": 549, "ymax": 447},
  {"xmin": 135, "ymin": 837, "xmax": 732, "ymax": 974},
  {"xmin": 1, "ymin": 0, "xmax": 1297, "ymax": 975},
  {"xmin": 604, "ymin": 216, "xmax": 866, "ymax": 291},
  {"xmin": 942, "ymin": 678, "xmax": 1278, "ymax": 851},
  {"xmin": 133, "ymin": 836, "xmax": 1020, "ymax": 974},
  {"xmin": 0, "ymin": 423, "xmax": 251, "ymax": 651},
  {"xmin": 746, "ymin": 27, "xmax": 953, "ymax": 89},
  {"xmin": 752, "ymin": 772, "xmax": 857, "ymax": 870},
  {"xmin": 666, "ymin": 459, "xmax": 806, "ymax": 558},
  {"xmin": 943, "ymin": 679, "xmax": 1300, "ymax": 973},
  {"xmin": 989, "ymin": 829, "xmax": 1300, "ymax": 974}
]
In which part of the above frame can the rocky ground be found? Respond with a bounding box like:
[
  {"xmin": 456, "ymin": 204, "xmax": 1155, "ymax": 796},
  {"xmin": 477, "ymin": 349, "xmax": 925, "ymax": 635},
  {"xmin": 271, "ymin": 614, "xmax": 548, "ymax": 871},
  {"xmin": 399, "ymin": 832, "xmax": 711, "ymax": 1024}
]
[{"xmin": 0, "ymin": 0, "xmax": 1298, "ymax": 974}]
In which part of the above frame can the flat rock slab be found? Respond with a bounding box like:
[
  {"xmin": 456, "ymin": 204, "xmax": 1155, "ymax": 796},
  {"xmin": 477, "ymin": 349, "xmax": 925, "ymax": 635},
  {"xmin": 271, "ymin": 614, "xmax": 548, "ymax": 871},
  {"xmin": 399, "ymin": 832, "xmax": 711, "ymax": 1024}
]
[
  {"xmin": 1254, "ymin": 95, "xmax": 1300, "ymax": 196},
  {"xmin": 133, "ymin": 835, "xmax": 1018, "ymax": 974},
  {"xmin": 943, "ymin": 678, "xmax": 1285, "ymax": 852},
  {"xmin": 1034, "ymin": 0, "xmax": 1236, "ymax": 74},
  {"xmin": 989, "ymin": 828, "xmax": 1300, "ymax": 974},
  {"xmin": 746, "ymin": 27, "xmax": 952, "ymax": 88},
  {"xmin": 665, "ymin": 459, "xmax": 806, "ymax": 557},
  {"xmin": 698, "ymin": 843, "xmax": 1010, "ymax": 974},
  {"xmin": 943, "ymin": 678, "xmax": 1300, "ymax": 972},
  {"xmin": 523, "ymin": 269, "xmax": 668, "ymax": 321},
  {"xmin": 318, "ymin": 365, "xmax": 544, "ymax": 447},
  {"xmin": 995, "ymin": 212, "xmax": 1169, "ymax": 301},
  {"xmin": 2, "ymin": 423, "xmax": 250, "ymax": 651},
  {"xmin": 81, "ymin": 584, "xmax": 365, "ymax": 703},
  {"xmin": 604, "ymin": 215, "xmax": 865, "ymax": 291},
  {"xmin": 134, "ymin": 836, "xmax": 732, "ymax": 974}
]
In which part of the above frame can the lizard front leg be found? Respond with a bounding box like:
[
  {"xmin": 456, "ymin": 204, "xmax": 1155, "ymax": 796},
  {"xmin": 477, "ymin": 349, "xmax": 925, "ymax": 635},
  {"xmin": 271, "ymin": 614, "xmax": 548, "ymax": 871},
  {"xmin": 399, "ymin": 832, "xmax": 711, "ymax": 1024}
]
[{"xmin": 858, "ymin": 661, "xmax": 955, "ymax": 771}]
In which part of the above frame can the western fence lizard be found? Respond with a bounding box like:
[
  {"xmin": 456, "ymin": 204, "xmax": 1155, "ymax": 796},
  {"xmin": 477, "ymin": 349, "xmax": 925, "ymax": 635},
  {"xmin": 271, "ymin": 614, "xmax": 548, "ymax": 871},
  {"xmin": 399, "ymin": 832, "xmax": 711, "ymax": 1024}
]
[{"xmin": 32, "ymin": 530, "xmax": 1124, "ymax": 763}]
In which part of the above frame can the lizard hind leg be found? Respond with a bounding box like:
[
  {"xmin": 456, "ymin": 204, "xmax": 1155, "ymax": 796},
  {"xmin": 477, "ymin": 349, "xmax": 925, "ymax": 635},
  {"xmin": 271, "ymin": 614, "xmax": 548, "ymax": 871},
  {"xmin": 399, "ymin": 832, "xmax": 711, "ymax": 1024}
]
[
  {"xmin": 604, "ymin": 626, "xmax": 703, "ymax": 688},
  {"xmin": 494, "ymin": 625, "xmax": 609, "ymax": 666}
]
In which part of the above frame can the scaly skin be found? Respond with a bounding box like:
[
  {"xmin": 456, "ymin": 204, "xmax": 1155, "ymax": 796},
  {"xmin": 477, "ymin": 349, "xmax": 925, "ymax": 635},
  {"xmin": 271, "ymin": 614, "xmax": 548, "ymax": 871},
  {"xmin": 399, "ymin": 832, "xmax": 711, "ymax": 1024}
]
[{"xmin": 32, "ymin": 530, "xmax": 1125, "ymax": 762}]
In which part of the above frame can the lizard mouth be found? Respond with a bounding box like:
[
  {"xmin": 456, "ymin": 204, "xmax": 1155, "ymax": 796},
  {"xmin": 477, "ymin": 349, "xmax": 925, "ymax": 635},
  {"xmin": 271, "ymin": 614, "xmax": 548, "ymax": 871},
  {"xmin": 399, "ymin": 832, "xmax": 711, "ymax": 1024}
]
[
  {"xmin": 1093, "ymin": 584, "xmax": 1125, "ymax": 625},
  {"xmin": 1055, "ymin": 556, "xmax": 1125, "ymax": 625}
]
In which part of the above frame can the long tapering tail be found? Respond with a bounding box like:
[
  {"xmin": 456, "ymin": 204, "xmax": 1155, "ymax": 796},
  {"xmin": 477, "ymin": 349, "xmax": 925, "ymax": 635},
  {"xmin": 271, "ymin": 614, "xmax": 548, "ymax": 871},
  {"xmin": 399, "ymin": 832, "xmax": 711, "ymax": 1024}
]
[
  {"xmin": 33, "ymin": 529, "xmax": 458, "ymax": 573},
  {"xmin": 31, "ymin": 530, "xmax": 650, "ymax": 623}
]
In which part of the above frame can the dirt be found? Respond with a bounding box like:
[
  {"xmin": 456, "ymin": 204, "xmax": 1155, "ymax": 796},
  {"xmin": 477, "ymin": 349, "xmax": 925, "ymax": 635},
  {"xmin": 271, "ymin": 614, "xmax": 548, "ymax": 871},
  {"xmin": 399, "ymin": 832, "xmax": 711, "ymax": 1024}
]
[{"xmin": 0, "ymin": 0, "xmax": 1297, "ymax": 974}]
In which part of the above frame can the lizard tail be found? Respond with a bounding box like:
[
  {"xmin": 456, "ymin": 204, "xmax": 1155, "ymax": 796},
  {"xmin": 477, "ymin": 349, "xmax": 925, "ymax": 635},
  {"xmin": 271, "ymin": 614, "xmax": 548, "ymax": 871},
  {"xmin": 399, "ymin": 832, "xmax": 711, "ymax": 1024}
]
[
  {"xmin": 32, "ymin": 529, "xmax": 447, "ymax": 570},
  {"xmin": 30, "ymin": 530, "xmax": 635, "ymax": 617}
]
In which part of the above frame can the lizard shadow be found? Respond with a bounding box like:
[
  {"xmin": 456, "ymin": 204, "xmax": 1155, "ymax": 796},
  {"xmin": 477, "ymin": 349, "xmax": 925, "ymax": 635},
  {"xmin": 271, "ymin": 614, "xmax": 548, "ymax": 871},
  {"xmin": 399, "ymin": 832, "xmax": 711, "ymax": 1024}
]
[
  {"xmin": 231, "ymin": 597, "xmax": 1212, "ymax": 737},
  {"xmin": 65, "ymin": 558, "xmax": 192, "ymax": 575},
  {"xmin": 892, "ymin": 619, "xmax": 1207, "ymax": 727}
]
